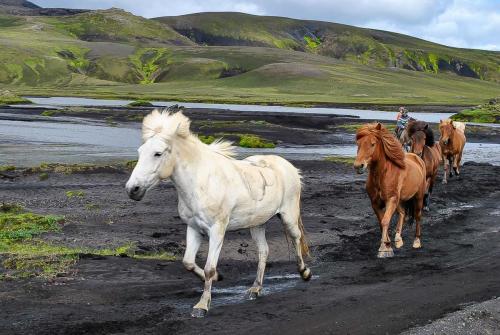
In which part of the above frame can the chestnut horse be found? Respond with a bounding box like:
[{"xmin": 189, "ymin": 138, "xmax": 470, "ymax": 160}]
[
  {"xmin": 354, "ymin": 123, "xmax": 426, "ymax": 258},
  {"xmin": 439, "ymin": 119, "xmax": 466, "ymax": 184},
  {"xmin": 407, "ymin": 121, "xmax": 442, "ymax": 211}
]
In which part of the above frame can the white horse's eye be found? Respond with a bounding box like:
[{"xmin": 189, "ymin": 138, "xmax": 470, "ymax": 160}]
[{"xmin": 154, "ymin": 152, "xmax": 163, "ymax": 157}]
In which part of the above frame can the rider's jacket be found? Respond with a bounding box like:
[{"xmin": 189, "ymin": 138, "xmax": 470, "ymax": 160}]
[{"xmin": 397, "ymin": 115, "xmax": 410, "ymax": 129}]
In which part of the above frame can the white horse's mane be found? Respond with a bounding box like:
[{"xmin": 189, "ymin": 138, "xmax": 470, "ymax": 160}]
[{"xmin": 142, "ymin": 107, "xmax": 236, "ymax": 158}]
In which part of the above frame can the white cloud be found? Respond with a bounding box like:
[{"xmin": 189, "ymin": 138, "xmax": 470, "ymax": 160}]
[{"xmin": 32, "ymin": 0, "xmax": 500, "ymax": 50}]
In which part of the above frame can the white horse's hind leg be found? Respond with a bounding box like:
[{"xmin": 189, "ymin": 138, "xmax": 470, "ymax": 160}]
[
  {"xmin": 191, "ymin": 223, "xmax": 226, "ymax": 318},
  {"xmin": 280, "ymin": 211, "xmax": 312, "ymax": 281},
  {"xmin": 245, "ymin": 226, "xmax": 269, "ymax": 300}
]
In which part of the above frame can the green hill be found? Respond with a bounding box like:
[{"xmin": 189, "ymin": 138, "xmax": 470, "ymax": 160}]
[
  {"xmin": 156, "ymin": 12, "xmax": 500, "ymax": 82},
  {"xmin": 0, "ymin": 3, "xmax": 499, "ymax": 105}
]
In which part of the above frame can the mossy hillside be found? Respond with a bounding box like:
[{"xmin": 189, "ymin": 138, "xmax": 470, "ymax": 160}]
[
  {"xmin": 42, "ymin": 8, "xmax": 192, "ymax": 44},
  {"xmin": 157, "ymin": 12, "xmax": 500, "ymax": 82}
]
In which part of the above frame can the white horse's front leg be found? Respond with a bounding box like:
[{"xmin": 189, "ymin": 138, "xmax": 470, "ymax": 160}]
[
  {"xmin": 183, "ymin": 225, "xmax": 205, "ymax": 280},
  {"xmin": 191, "ymin": 224, "xmax": 226, "ymax": 318},
  {"xmin": 245, "ymin": 226, "xmax": 268, "ymax": 300}
]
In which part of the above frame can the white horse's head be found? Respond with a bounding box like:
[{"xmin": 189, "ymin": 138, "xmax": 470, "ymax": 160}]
[{"xmin": 126, "ymin": 107, "xmax": 191, "ymax": 201}]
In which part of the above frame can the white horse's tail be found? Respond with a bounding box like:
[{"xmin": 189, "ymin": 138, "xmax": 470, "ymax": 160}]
[{"xmin": 297, "ymin": 212, "xmax": 310, "ymax": 257}]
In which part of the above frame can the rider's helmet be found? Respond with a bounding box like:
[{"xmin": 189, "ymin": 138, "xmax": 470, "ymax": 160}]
[{"xmin": 400, "ymin": 107, "xmax": 408, "ymax": 117}]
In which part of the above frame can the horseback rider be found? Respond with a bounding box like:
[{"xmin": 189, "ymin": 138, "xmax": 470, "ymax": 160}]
[{"xmin": 396, "ymin": 106, "xmax": 410, "ymax": 137}]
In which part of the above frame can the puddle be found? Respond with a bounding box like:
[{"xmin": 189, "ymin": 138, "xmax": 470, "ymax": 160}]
[
  {"xmin": 437, "ymin": 204, "xmax": 476, "ymax": 219},
  {"xmin": 170, "ymin": 273, "xmax": 315, "ymax": 311}
]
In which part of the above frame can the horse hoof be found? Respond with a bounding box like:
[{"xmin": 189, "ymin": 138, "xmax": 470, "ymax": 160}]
[
  {"xmin": 413, "ymin": 240, "xmax": 422, "ymax": 249},
  {"xmin": 395, "ymin": 239, "xmax": 404, "ymax": 249},
  {"xmin": 300, "ymin": 267, "xmax": 312, "ymax": 281},
  {"xmin": 245, "ymin": 290, "xmax": 259, "ymax": 301},
  {"xmin": 424, "ymin": 206, "xmax": 430, "ymax": 212},
  {"xmin": 377, "ymin": 249, "xmax": 394, "ymax": 258},
  {"xmin": 191, "ymin": 308, "xmax": 207, "ymax": 318},
  {"xmin": 442, "ymin": 180, "xmax": 447, "ymax": 185}
]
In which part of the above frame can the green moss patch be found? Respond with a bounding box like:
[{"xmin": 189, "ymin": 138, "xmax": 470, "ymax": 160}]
[
  {"xmin": 0, "ymin": 205, "xmax": 175, "ymax": 280},
  {"xmin": 451, "ymin": 98, "xmax": 500, "ymax": 124},
  {"xmin": 324, "ymin": 156, "xmax": 356, "ymax": 165},
  {"xmin": 0, "ymin": 90, "xmax": 30, "ymax": 105},
  {"xmin": 238, "ymin": 134, "xmax": 275, "ymax": 148},
  {"xmin": 65, "ymin": 190, "xmax": 85, "ymax": 198},
  {"xmin": 128, "ymin": 99, "xmax": 153, "ymax": 107},
  {"xmin": 0, "ymin": 165, "xmax": 16, "ymax": 172}
]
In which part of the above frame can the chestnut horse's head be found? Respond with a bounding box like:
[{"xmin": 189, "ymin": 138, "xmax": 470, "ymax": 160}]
[
  {"xmin": 410, "ymin": 126, "xmax": 428, "ymax": 157},
  {"xmin": 439, "ymin": 119, "xmax": 455, "ymax": 145},
  {"xmin": 354, "ymin": 123, "xmax": 405, "ymax": 174},
  {"xmin": 354, "ymin": 123, "xmax": 380, "ymax": 173}
]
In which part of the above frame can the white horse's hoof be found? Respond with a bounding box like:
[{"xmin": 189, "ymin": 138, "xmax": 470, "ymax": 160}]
[
  {"xmin": 424, "ymin": 206, "xmax": 430, "ymax": 212},
  {"xmin": 300, "ymin": 267, "xmax": 312, "ymax": 281},
  {"xmin": 377, "ymin": 249, "xmax": 394, "ymax": 258},
  {"xmin": 191, "ymin": 308, "xmax": 207, "ymax": 318},
  {"xmin": 394, "ymin": 238, "xmax": 404, "ymax": 249},
  {"xmin": 245, "ymin": 290, "xmax": 259, "ymax": 300},
  {"xmin": 413, "ymin": 239, "xmax": 422, "ymax": 249},
  {"xmin": 442, "ymin": 180, "xmax": 447, "ymax": 185}
]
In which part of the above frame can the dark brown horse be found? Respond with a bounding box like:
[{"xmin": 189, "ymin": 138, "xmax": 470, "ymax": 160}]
[
  {"xmin": 439, "ymin": 119, "xmax": 466, "ymax": 184},
  {"xmin": 354, "ymin": 123, "xmax": 427, "ymax": 258},
  {"xmin": 407, "ymin": 121, "xmax": 442, "ymax": 211}
]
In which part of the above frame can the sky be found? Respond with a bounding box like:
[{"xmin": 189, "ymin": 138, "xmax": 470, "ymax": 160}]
[{"xmin": 33, "ymin": 0, "xmax": 500, "ymax": 51}]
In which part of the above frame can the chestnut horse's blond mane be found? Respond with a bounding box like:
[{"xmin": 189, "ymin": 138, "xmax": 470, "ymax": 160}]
[{"xmin": 356, "ymin": 123, "xmax": 406, "ymax": 168}]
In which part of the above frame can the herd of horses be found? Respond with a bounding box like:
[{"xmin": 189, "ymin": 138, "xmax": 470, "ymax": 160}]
[
  {"xmin": 354, "ymin": 119, "xmax": 466, "ymax": 259},
  {"xmin": 125, "ymin": 106, "xmax": 467, "ymax": 317}
]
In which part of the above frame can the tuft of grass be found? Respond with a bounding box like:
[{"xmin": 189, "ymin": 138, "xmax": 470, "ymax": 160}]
[
  {"xmin": 0, "ymin": 165, "xmax": 16, "ymax": 172},
  {"xmin": 40, "ymin": 110, "xmax": 58, "ymax": 117},
  {"xmin": 198, "ymin": 135, "xmax": 216, "ymax": 144},
  {"xmin": 65, "ymin": 190, "xmax": 85, "ymax": 198},
  {"xmin": 238, "ymin": 134, "xmax": 275, "ymax": 148},
  {"xmin": 39, "ymin": 172, "xmax": 49, "ymax": 181},
  {"xmin": 324, "ymin": 156, "xmax": 356, "ymax": 164},
  {"xmin": 133, "ymin": 252, "xmax": 176, "ymax": 261},
  {"xmin": 84, "ymin": 203, "xmax": 99, "ymax": 211},
  {"xmin": 105, "ymin": 116, "xmax": 118, "ymax": 126},
  {"xmin": 0, "ymin": 210, "xmax": 63, "ymax": 242},
  {"xmin": 125, "ymin": 160, "xmax": 137, "ymax": 169},
  {"xmin": 128, "ymin": 99, "xmax": 153, "ymax": 107}
]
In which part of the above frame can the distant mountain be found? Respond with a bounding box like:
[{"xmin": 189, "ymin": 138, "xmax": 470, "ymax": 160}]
[
  {"xmin": 0, "ymin": 4, "xmax": 498, "ymax": 105},
  {"xmin": 156, "ymin": 12, "xmax": 500, "ymax": 82},
  {"xmin": 0, "ymin": 0, "xmax": 87, "ymax": 15}
]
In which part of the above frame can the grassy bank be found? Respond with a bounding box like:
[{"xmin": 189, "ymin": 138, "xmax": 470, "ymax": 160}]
[
  {"xmin": 0, "ymin": 203, "xmax": 175, "ymax": 280},
  {"xmin": 451, "ymin": 99, "xmax": 500, "ymax": 123}
]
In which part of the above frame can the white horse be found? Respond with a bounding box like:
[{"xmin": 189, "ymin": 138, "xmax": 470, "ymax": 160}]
[{"xmin": 125, "ymin": 107, "xmax": 311, "ymax": 318}]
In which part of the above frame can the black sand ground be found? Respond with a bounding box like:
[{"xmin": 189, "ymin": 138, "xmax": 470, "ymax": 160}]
[
  {"xmin": 0, "ymin": 159, "xmax": 499, "ymax": 334},
  {"xmin": 0, "ymin": 107, "xmax": 499, "ymax": 334}
]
